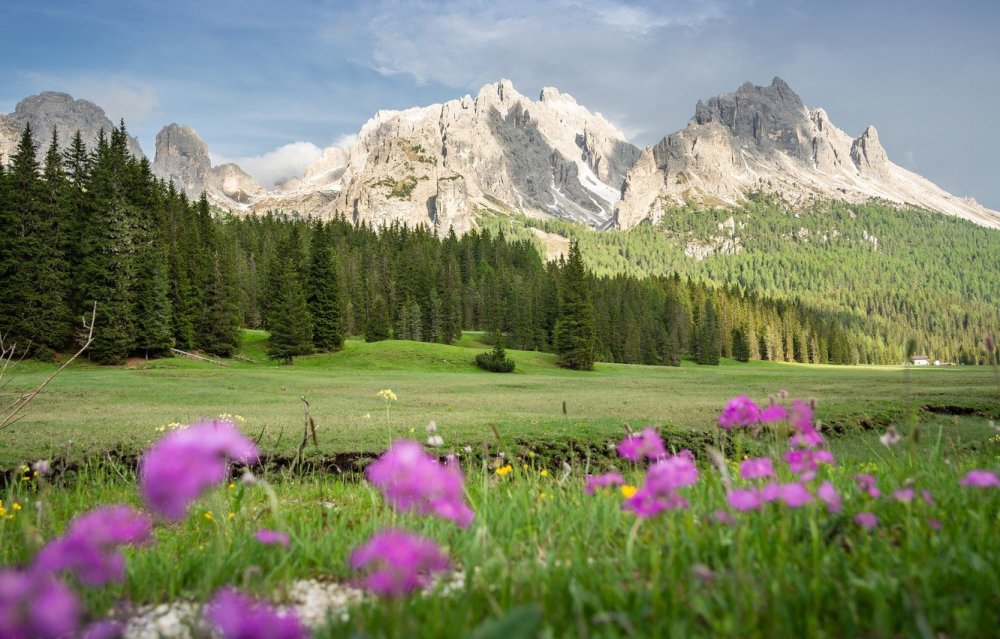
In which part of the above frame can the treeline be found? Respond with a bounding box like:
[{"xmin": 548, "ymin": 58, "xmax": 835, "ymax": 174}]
[
  {"xmin": 0, "ymin": 124, "xmax": 242, "ymax": 363},
  {"xmin": 484, "ymin": 193, "xmax": 1000, "ymax": 365},
  {"xmin": 0, "ymin": 125, "xmax": 921, "ymax": 366}
]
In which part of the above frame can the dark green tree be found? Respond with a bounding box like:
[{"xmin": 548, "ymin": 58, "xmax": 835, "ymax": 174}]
[
  {"xmin": 365, "ymin": 294, "xmax": 391, "ymax": 342},
  {"xmin": 266, "ymin": 238, "xmax": 313, "ymax": 364},
  {"xmin": 308, "ymin": 225, "xmax": 346, "ymax": 351},
  {"xmin": 732, "ymin": 326, "xmax": 751, "ymax": 362},
  {"xmin": 553, "ymin": 240, "xmax": 595, "ymax": 370},
  {"xmin": 696, "ymin": 299, "xmax": 721, "ymax": 365}
]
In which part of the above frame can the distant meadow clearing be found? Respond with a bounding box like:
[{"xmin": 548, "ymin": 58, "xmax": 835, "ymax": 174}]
[{"xmin": 1, "ymin": 332, "xmax": 999, "ymax": 638}]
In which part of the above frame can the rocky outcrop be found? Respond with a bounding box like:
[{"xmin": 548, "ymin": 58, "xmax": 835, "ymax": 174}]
[
  {"xmin": 614, "ymin": 77, "xmax": 1000, "ymax": 230},
  {"xmin": 0, "ymin": 92, "xmax": 144, "ymax": 162},
  {"xmin": 151, "ymin": 124, "xmax": 264, "ymax": 210},
  {"xmin": 253, "ymin": 79, "xmax": 640, "ymax": 234}
]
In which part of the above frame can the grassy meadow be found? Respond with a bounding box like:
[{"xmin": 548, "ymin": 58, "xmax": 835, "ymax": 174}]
[
  {"xmin": 1, "ymin": 331, "xmax": 999, "ymax": 638},
  {"xmin": 1, "ymin": 330, "xmax": 997, "ymax": 469}
]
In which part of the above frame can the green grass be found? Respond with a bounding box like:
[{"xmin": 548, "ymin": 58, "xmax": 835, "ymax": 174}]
[
  {"xmin": 1, "ymin": 421, "xmax": 998, "ymax": 637},
  {"xmin": 1, "ymin": 331, "xmax": 997, "ymax": 469},
  {"xmin": 1, "ymin": 334, "xmax": 999, "ymax": 637}
]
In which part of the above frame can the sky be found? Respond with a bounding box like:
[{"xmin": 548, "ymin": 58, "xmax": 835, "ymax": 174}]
[{"xmin": 1, "ymin": 0, "xmax": 998, "ymax": 207}]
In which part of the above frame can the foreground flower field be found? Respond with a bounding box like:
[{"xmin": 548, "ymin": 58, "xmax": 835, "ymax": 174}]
[{"xmin": 1, "ymin": 394, "xmax": 999, "ymax": 638}]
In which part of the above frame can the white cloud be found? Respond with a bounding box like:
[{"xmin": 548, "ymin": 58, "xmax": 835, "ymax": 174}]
[
  {"xmin": 19, "ymin": 72, "xmax": 158, "ymax": 124},
  {"xmin": 213, "ymin": 141, "xmax": 325, "ymax": 189}
]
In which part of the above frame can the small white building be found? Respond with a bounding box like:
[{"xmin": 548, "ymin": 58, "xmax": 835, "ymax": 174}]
[{"xmin": 911, "ymin": 355, "xmax": 930, "ymax": 366}]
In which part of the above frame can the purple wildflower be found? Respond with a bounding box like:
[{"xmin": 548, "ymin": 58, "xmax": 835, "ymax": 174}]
[
  {"xmin": 36, "ymin": 505, "xmax": 152, "ymax": 586},
  {"xmin": 616, "ymin": 428, "xmax": 666, "ymax": 461},
  {"xmin": 776, "ymin": 482, "xmax": 813, "ymax": 508},
  {"xmin": 254, "ymin": 529, "xmax": 290, "ymax": 548},
  {"xmin": 711, "ymin": 510, "xmax": 736, "ymax": 525},
  {"xmin": 920, "ymin": 490, "xmax": 934, "ymax": 505},
  {"xmin": 584, "ymin": 472, "xmax": 625, "ymax": 494},
  {"xmin": 738, "ymin": 457, "xmax": 775, "ymax": 480},
  {"xmin": 787, "ymin": 401, "xmax": 825, "ymax": 448},
  {"xmin": 726, "ymin": 488, "xmax": 763, "ymax": 512},
  {"xmin": 644, "ymin": 454, "xmax": 699, "ymax": 491},
  {"xmin": 892, "ymin": 488, "xmax": 915, "ymax": 503},
  {"xmin": 622, "ymin": 486, "xmax": 689, "ymax": 517},
  {"xmin": 760, "ymin": 482, "xmax": 782, "ymax": 503},
  {"xmin": 854, "ymin": 512, "xmax": 879, "ymax": 530},
  {"xmin": 785, "ymin": 449, "xmax": 835, "ymax": 477},
  {"xmin": 926, "ymin": 518, "xmax": 942, "ymax": 531},
  {"xmin": 0, "ymin": 569, "xmax": 80, "ymax": 639},
  {"xmin": 621, "ymin": 452, "xmax": 697, "ymax": 517},
  {"xmin": 759, "ymin": 404, "xmax": 788, "ymax": 423},
  {"xmin": 817, "ymin": 481, "xmax": 841, "ymax": 513},
  {"xmin": 350, "ymin": 529, "xmax": 449, "ymax": 597},
  {"xmin": 140, "ymin": 419, "xmax": 259, "ymax": 520},
  {"xmin": 365, "ymin": 440, "xmax": 474, "ymax": 527},
  {"xmin": 206, "ymin": 588, "xmax": 308, "ymax": 639},
  {"xmin": 718, "ymin": 396, "xmax": 761, "ymax": 430},
  {"xmin": 960, "ymin": 469, "xmax": 1000, "ymax": 488},
  {"xmin": 854, "ymin": 474, "xmax": 881, "ymax": 498}
]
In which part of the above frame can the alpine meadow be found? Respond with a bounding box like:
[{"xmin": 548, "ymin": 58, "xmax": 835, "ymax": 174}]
[{"xmin": 1, "ymin": 2, "xmax": 999, "ymax": 638}]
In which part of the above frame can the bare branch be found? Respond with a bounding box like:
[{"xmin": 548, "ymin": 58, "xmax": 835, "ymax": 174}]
[{"xmin": 0, "ymin": 303, "xmax": 97, "ymax": 433}]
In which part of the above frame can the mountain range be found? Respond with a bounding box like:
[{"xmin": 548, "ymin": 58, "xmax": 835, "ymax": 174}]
[{"xmin": 2, "ymin": 78, "xmax": 998, "ymax": 232}]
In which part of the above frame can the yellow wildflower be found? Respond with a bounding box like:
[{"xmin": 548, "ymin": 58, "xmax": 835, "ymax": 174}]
[
  {"xmin": 496, "ymin": 464, "xmax": 513, "ymax": 477},
  {"xmin": 228, "ymin": 483, "xmax": 236, "ymax": 490},
  {"xmin": 227, "ymin": 512, "xmax": 236, "ymax": 520},
  {"xmin": 11, "ymin": 503, "xmax": 21, "ymax": 511},
  {"xmin": 620, "ymin": 485, "xmax": 638, "ymax": 499},
  {"xmin": 203, "ymin": 512, "xmax": 213, "ymax": 522},
  {"xmin": 376, "ymin": 389, "xmax": 397, "ymax": 402},
  {"xmin": 540, "ymin": 469, "xmax": 549, "ymax": 477}
]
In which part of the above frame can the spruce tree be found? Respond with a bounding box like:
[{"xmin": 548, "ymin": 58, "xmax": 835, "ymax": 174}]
[
  {"xmin": 553, "ymin": 240, "xmax": 595, "ymax": 370},
  {"xmin": 696, "ymin": 299, "xmax": 722, "ymax": 365},
  {"xmin": 266, "ymin": 243, "xmax": 313, "ymax": 364},
  {"xmin": 307, "ymin": 225, "xmax": 346, "ymax": 351},
  {"xmin": 365, "ymin": 294, "xmax": 391, "ymax": 342},
  {"xmin": 197, "ymin": 247, "xmax": 243, "ymax": 356},
  {"xmin": 732, "ymin": 326, "xmax": 751, "ymax": 362}
]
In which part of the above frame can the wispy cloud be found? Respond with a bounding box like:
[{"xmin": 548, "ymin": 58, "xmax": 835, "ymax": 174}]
[{"xmin": 212, "ymin": 141, "xmax": 325, "ymax": 189}]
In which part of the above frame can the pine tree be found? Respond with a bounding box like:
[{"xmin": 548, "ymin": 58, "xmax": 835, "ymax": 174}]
[
  {"xmin": 132, "ymin": 242, "xmax": 174, "ymax": 357},
  {"xmin": 307, "ymin": 225, "xmax": 346, "ymax": 351},
  {"xmin": 197, "ymin": 247, "xmax": 243, "ymax": 356},
  {"xmin": 732, "ymin": 326, "xmax": 751, "ymax": 362},
  {"xmin": 365, "ymin": 294, "xmax": 391, "ymax": 342},
  {"xmin": 266, "ymin": 239, "xmax": 313, "ymax": 364},
  {"xmin": 696, "ymin": 299, "xmax": 721, "ymax": 365},
  {"xmin": 553, "ymin": 240, "xmax": 595, "ymax": 370}
]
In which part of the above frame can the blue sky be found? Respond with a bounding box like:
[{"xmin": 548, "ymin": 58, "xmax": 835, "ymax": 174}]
[{"xmin": 2, "ymin": 0, "xmax": 998, "ymax": 207}]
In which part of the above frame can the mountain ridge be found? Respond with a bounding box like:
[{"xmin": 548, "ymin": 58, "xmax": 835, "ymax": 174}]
[{"xmin": 1, "ymin": 79, "xmax": 998, "ymax": 231}]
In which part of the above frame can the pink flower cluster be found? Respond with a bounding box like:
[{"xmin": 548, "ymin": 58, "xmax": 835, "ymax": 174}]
[
  {"xmin": 585, "ymin": 472, "xmax": 625, "ymax": 494},
  {"xmin": 365, "ymin": 440, "xmax": 474, "ymax": 527},
  {"xmin": 0, "ymin": 569, "xmax": 80, "ymax": 639},
  {"xmin": 206, "ymin": 588, "xmax": 308, "ymax": 639},
  {"xmin": 617, "ymin": 428, "xmax": 666, "ymax": 461},
  {"xmin": 350, "ymin": 529, "xmax": 450, "ymax": 597},
  {"xmin": 36, "ymin": 505, "xmax": 152, "ymax": 586},
  {"xmin": 623, "ymin": 451, "xmax": 699, "ymax": 517},
  {"xmin": 140, "ymin": 419, "xmax": 259, "ymax": 520}
]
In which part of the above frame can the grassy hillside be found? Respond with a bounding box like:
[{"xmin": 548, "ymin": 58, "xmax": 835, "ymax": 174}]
[
  {"xmin": 479, "ymin": 198, "xmax": 1000, "ymax": 364},
  {"xmin": 1, "ymin": 331, "xmax": 996, "ymax": 468}
]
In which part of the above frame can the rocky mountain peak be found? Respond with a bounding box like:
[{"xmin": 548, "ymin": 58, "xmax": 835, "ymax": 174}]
[
  {"xmin": 615, "ymin": 77, "xmax": 1000, "ymax": 230},
  {"xmin": 1, "ymin": 91, "xmax": 145, "ymax": 161},
  {"xmin": 151, "ymin": 123, "xmax": 263, "ymax": 210}
]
